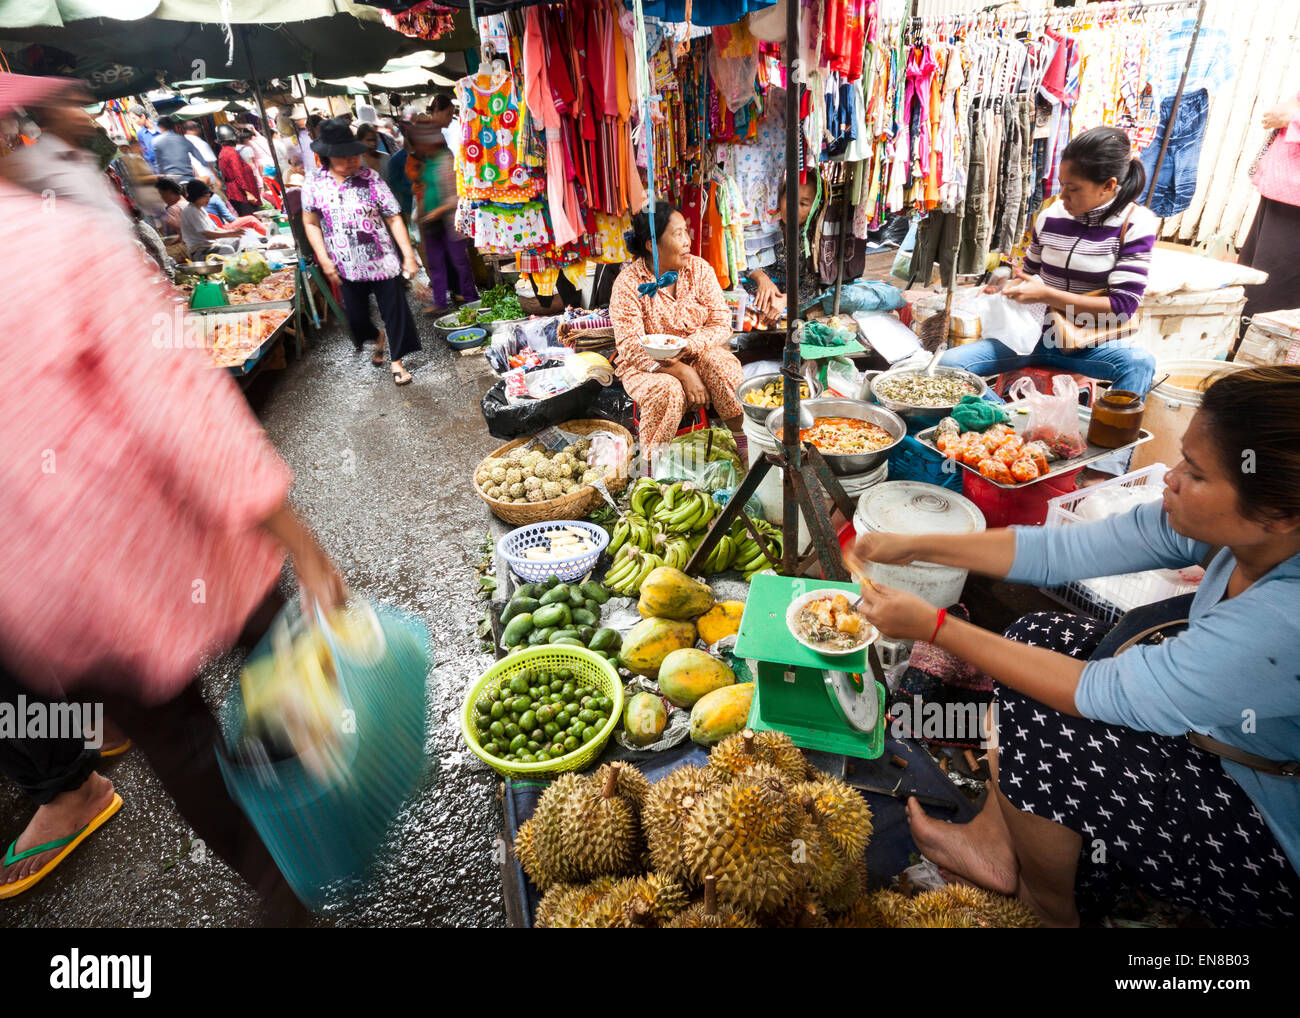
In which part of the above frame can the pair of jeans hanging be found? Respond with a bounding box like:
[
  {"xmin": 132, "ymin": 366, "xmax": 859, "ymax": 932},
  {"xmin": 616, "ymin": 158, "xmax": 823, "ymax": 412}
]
[{"xmin": 1140, "ymin": 88, "xmax": 1210, "ymax": 217}]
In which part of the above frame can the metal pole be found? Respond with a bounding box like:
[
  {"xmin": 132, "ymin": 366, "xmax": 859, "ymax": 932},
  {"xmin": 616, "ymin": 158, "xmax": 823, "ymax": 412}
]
[
  {"xmin": 1144, "ymin": 0, "xmax": 1205, "ymax": 206},
  {"xmin": 831, "ymin": 168, "xmax": 852, "ymax": 315},
  {"xmin": 780, "ymin": 0, "xmax": 801, "ymax": 577}
]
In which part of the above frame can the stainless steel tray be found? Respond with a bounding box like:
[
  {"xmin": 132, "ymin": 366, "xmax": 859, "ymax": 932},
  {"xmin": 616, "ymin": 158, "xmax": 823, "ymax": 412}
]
[{"xmin": 914, "ymin": 399, "xmax": 1152, "ymax": 490}]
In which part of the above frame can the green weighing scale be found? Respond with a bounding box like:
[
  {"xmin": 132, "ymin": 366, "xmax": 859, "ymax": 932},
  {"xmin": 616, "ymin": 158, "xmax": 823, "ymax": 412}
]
[
  {"xmin": 180, "ymin": 262, "xmax": 229, "ymax": 309},
  {"xmin": 733, "ymin": 573, "xmax": 885, "ymax": 759}
]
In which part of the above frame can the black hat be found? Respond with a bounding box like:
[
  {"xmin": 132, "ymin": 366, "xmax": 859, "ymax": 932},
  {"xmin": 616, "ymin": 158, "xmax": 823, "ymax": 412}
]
[{"xmin": 310, "ymin": 117, "xmax": 368, "ymax": 158}]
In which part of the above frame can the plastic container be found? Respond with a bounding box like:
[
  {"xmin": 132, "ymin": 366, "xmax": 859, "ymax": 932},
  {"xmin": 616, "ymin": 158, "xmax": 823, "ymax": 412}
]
[
  {"xmin": 1130, "ymin": 359, "xmax": 1242, "ymax": 472},
  {"xmin": 886, "ymin": 433, "xmax": 962, "ymax": 492},
  {"xmin": 962, "ymin": 468, "xmax": 1081, "ymax": 528},
  {"xmin": 497, "ymin": 520, "xmax": 609, "ymax": 584},
  {"xmin": 853, "ymin": 481, "xmax": 986, "ymax": 607},
  {"xmin": 1042, "ymin": 463, "xmax": 1203, "ymax": 622},
  {"xmin": 461, "ymin": 646, "xmax": 623, "ymax": 778},
  {"xmin": 447, "ymin": 327, "xmax": 488, "ymax": 349}
]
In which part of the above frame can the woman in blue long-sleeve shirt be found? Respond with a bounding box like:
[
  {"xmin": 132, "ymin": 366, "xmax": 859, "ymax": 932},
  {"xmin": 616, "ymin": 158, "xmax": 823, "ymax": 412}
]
[{"xmin": 852, "ymin": 365, "xmax": 1300, "ymax": 927}]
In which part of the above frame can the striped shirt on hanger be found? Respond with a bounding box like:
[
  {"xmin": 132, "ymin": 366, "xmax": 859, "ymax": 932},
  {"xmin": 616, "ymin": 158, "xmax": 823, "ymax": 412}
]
[{"xmin": 1023, "ymin": 197, "xmax": 1157, "ymax": 320}]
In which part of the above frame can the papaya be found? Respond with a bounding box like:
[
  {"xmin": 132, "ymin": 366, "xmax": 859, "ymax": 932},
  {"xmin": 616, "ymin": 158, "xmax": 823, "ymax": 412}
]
[
  {"xmin": 657, "ymin": 648, "xmax": 736, "ymax": 708},
  {"xmin": 623, "ymin": 692, "xmax": 668, "ymax": 747},
  {"xmin": 618, "ymin": 617, "xmax": 697, "ymax": 677},
  {"xmin": 689, "ymin": 682, "xmax": 754, "ymax": 745},
  {"xmin": 636, "ymin": 567, "xmax": 714, "ymax": 621},
  {"xmin": 697, "ymin": 601, "xmax": 744, "ymax": 645}
]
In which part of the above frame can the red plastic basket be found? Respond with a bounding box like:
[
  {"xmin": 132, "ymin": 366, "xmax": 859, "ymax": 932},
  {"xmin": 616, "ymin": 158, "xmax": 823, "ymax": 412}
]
[{"xmin": 962, "ymin": 468, "xmax": 1082, "ymax": 528}]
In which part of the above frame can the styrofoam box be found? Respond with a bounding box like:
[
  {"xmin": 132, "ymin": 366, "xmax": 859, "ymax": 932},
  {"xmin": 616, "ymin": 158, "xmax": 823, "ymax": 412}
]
[{"xmin": 1130, "ymin": 286, "xmax": 1246, "ymax": 363}]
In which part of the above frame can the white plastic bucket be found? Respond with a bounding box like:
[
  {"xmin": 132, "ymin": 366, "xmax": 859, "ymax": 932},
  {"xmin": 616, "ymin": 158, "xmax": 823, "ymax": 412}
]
[
  {"xmin": 854, "ymin": 481, "xmax": 986, "ymax": 608},
  {"xmin": 1130, "ymin": 359, "xmax": 1241, "ymax": 472}
]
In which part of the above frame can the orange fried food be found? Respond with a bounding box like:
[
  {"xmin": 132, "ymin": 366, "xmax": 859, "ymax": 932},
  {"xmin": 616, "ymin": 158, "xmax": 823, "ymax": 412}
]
[
  {"xmin": 935, "ymin": 432, "xmax": 959, "ymax": 453},
  {"xmin": 978, "ymin": 458, "xmax": 1014, "ymax": 484},
  {"xmin": 961, "ymin": 443, "xmax": 990, "ymax": 468},
  {"xmin": 1010, "ymin": 456, "xmax": 1041, "ymax": 483},
  {"xmin": 984, "ymin": 423, "xmax": 1015, "ymax": 443}
]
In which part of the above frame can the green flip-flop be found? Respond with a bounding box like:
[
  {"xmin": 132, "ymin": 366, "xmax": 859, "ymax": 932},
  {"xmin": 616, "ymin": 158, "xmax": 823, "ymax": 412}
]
[{"xmin": 0, "ymin": 792, "xmax": 122, "ymax": 900}]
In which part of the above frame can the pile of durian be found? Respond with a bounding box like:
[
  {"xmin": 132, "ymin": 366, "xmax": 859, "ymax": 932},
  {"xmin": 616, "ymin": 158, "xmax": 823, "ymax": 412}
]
[
  {"xmin": 476, "ymin": 439, "xmax": 606, "ymax": 505},
  {"xmin": 517, "ymin": 729, "xmax": 1039, "ymax": 928}
]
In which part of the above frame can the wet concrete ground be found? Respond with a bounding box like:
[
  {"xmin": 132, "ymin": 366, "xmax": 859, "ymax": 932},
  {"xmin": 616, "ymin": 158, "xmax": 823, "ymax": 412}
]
[{"xmin": 0, "ymin": 304, "xmax": 510, "ymax": 927}]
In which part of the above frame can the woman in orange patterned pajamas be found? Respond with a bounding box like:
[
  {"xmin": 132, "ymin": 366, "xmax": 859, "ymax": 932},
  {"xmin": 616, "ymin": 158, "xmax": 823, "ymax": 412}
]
[{"xmin": 609, "ymin": 207, "xmax": 745, "ymax": 457}]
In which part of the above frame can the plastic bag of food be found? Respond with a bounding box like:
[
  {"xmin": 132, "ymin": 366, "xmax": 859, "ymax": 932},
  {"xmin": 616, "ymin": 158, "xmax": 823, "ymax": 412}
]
[
  {"xmin": 223, "ymin": 250, "xmax": 271, "ymax": 286},
  {"xmin": 652, "ymin": 428, "xmax": 744, "ymax": 491},
  {"xmin": 1007, "ymin": 374, "xmax": 1087, "ymax": 459}
]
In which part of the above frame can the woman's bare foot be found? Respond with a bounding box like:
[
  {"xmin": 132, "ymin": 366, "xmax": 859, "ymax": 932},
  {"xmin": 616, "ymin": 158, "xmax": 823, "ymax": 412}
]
[
  {"xmin": 2, "ymin": 772, "xmax": 117, "ymax": 885},
  {"xmin": 371, "ymin": 331, "xmax": 387, "ymax": 365},
  {"xmin": 391, "ymin": 360, "xmax": 412, "ymax": 386},
  {"xmin": 906, "ymin": 793, "xmax": 1018, "ymax": 896}
]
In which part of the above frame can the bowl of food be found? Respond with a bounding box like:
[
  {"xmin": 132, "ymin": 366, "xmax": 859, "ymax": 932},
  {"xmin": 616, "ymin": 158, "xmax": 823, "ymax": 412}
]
[
  {"xmin": 786, "ymin": 589, "xmax": 878, "ymax": 657},
  {"xmin": 766, "ymin": 398, "xmax": 905, "ymax": 475},
  {"xmin": 642, "ymin": 333, "xmax": 688, "ymax": 361},
  {"xmin": 866, "ymin": 366, "xmax": 989, "ymax": 428},
  {"xmin": 736, "ymin": 372, "xmax": 822, "ymax": 425}
]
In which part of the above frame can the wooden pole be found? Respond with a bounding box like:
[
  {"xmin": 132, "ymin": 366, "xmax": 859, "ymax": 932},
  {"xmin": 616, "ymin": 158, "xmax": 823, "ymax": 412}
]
[{"xmin": 780, "ymin": 0, "xmax": 801, "ymax": 577}]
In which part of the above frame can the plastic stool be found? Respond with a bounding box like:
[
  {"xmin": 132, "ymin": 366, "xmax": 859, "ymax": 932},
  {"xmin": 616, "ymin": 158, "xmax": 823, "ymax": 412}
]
[
  {"xmin": 632, "ymin": 403, "xmax": 711, "ymax": 438},
  {"xmin": 993, "ymin": 367, "xmax": 1098, "ymax": 406}
]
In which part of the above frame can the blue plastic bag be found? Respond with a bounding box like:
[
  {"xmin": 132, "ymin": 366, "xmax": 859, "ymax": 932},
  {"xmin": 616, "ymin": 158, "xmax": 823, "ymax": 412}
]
[{"xmin": 820, "ymin": 281, "xmax": 906, "ymax": 316}]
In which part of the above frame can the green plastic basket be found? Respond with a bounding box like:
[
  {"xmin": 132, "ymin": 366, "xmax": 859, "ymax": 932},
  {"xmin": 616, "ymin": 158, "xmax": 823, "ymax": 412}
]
[{"xmin": 462, "ymin": 646, "xmax": 623, "ymax": 778}]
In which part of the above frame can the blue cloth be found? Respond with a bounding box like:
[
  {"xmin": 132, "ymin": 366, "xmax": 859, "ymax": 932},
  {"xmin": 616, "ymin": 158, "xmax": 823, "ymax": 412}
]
[
  {"xmin": 1006, "ymin": 499, "xmax": 1300, "ymax": 875},
  {"xmin": 641, "ymin": 0, "xmax": 774, "ymax": 26},
  {"xmin": 136, "ymin": 126, "xmax": 161, "ymax": 172},
  {"xmin": 940, "ymin": 335, "xmax": 1157, "ymax": 396},
  {"xmin": 1141, "ymin": 88, "xmax": 1209, "ymax": 218},
  {"xmin": 1153, "ymin": 19, "xmax": 1233, "ymax": 101},
  {"xmin": 152, "ymin": 130, "xmax": 202, "ymax": 180},
  {"xmin": 387, "ymin": 148, "xmax": 413, "ymax": 218}
]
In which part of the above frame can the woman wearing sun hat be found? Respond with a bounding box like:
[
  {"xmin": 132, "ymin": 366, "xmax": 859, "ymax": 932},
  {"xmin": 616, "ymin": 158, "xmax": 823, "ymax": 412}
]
[{"xmin": 300, "ymin": 117, "xmax": 422, "ymax": 385}]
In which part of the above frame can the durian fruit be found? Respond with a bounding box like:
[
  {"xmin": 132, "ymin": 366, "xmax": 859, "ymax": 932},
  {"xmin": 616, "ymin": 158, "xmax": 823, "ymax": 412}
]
[
  {"xmin": 535, "ymin": 876, "xmax": 617, "ymax": 928},
  {"xmin": 666, "ymin": 875, "xmax": 759, "ymax": 928},
  {"xmin": 552, "ymin": 763, "xmax": 643, "ymax": 880},
  {"xmin": 915, "ymin": 884, "xmax": 1041, "ymax": 928},
  {"xmin": 834, "ymin": 889, "xmax": 911, "ymax": 929},
  {"xmin": 901, "ymin": 911, "xmax": 980, "ymax": 928},
  {"xmin": 680, "ymin": 767, "xmax": 803, "ymax": 917},
  {"xmin": 708, "ymin": 729, "xmax": 810, "ymax": 784},
  {"xmin": 793, "ymin": 811, "xmax": 866, "ymax": 914},
  {"xmin": 580, "ymin": 873, "xmax": 689, "ymax": 928},
  {"xmin": 791, "ymin": 776, "xmax": 874, "ymax": 859},
  {"xmin": 516, "ymin": 772, "xmax": 585, "ymax": 888},
  {"xmin": 767, "ymin": 888, "xmax": 832, "ymax": 928},
  {"xmin": 641, "ymin": 764, "xmax": 715, "ymax": 883}
]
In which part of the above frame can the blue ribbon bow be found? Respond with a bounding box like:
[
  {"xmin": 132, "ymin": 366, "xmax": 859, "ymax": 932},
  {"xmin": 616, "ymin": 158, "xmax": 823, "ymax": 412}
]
[{"xmin": 637, "ymin": 270, "xmax": 679, "ymax": 297}]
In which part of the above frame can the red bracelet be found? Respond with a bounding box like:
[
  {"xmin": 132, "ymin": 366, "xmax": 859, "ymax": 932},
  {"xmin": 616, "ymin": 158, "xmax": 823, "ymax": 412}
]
[{"xmin": 929, "ymin": 607, "xmax": 947, "ymax": 644}]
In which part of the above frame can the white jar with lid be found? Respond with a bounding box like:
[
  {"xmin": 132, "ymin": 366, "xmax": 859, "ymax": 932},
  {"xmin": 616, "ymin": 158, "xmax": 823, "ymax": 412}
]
[{"xmin": 853, "ymin": 481, "xmax": 986, "ymax": 608}]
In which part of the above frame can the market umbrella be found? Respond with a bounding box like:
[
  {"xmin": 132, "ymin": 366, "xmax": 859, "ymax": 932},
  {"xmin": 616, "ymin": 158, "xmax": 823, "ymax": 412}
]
[{"xmin": 0, "ymin": 0, "xmax": 473, "ymax": 100}]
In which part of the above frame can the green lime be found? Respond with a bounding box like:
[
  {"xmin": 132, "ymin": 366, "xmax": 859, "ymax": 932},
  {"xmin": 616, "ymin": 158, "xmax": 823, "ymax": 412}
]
[
  {"xmin": 490, "ymin": 701, "xmax": 505, "ymax": 720},
  {"xmin": 581, "ymin": 726, "xmax": 597, "ymax": 743},
  {"xmin": 519, "ymin": 709, "xmax": 537, "ymax": 731},
  {"xmin": 504, "ymin": 723, "xmax": 521, "ymax": 739},
  {"xmin": 489, "ymin": 721, "xmax": 505, "ymax": 739},
  {"xmin": 563, "ymin": 735, "xmax": 578, "ymax": 751},
  {"xmin": 578, "ymin": 708, "xmax": 596, "ymax": 724},
  {"xmin": 509, "ymin": 674, "xmax": 529, "ymax": 695},
  {"xmin": 508, "ymin": 733, "xmax": 526, "ymax": 752}
]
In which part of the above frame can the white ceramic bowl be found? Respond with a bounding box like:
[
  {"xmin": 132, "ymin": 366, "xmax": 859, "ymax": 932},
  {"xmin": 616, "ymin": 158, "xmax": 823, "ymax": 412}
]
[
  {"xmin": 785, "ymin": 588, "xmax": 878, "ymax": 657},
  {"xmin": 642, "ymin": 333, "xmax": 688, "ymax": 361}
]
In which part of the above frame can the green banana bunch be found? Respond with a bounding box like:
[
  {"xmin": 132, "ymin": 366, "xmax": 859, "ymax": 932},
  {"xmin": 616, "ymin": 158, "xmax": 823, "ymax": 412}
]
[
  {"xmin": 629, "ymin": 477, "xmax": 663, "ymax": 518},
  {"xmin": 661, "ymin": 535, "xmax": 693, "ymax": 571},
  {"xmin": 605, "ymin": 547, "xmax": 664, "ymax": 597},
  {"xmin": 608, "ymin": 515, "xmax": 633, "ymax": 555},
  {"xmin": 702, "ymin": 533, "xmax": 736, "ymax": 574}
]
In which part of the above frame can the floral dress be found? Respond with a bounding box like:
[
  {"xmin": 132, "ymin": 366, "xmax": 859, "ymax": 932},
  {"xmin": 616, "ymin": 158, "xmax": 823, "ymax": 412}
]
[
  {"xmin": 300, "ymin": 167, "xmax": 401, "ymax": 282},
  {"xmin": 609, "ymin": 255, "xmax": 745, "ymax": 450}
]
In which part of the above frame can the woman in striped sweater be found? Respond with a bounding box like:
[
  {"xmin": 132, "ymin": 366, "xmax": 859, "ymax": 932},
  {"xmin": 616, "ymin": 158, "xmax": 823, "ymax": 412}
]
[{"xmin": 943, "ymin": 127, "xmax": 1158, "ymax": 395}]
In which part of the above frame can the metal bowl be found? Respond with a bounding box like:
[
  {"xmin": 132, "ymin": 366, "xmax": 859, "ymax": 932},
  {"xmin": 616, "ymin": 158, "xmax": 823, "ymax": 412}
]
[
  {"xmin": 177, "ymin": 262, "xmax": 225, "ymax": 277},
  {"xmin": 736, "ymin": 372, "xmax": 823, "ymax": 426},
  {"xmin": 765, "ymin": 397, "xmax": 906, "ymax": 476},
  {"xmin": 865, "ymin": 365, "xmax": 989, "ymax": 428}
]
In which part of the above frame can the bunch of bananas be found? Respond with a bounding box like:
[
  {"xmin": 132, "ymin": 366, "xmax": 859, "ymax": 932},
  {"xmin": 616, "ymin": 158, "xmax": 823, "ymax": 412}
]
[
  {"xmin": 628, "ymin": 476, "xmax": 664, "ymax": 519},
  {"xmin": 729, "ymin": 517, "xmax": 784, "ymax": 581},
  {"xmin": 650, "ymin": 481, "xmax": 719, "ymax": 535},
  {"xmin": 603, "ymin": 545, "xmax": 665, "ymax": 597},
  {"xmin": 654, "ymin": 532, "xmax": 696, "ymax": 572},
  {"xmin": 607, "ymin": 512, "xmax": 658, "ymax": 556}
]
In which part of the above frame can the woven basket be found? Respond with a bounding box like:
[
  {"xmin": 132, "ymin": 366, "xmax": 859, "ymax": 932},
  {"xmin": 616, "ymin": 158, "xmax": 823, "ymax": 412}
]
[{"xmin": 473, "ymin": 418, "xmax": 634, "ymax": 525}]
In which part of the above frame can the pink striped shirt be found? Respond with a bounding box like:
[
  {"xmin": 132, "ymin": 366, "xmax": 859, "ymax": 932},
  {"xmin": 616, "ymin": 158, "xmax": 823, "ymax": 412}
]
[{"xmin": 0, "ymin": 181, "xmax": 291, "ymax": 703}]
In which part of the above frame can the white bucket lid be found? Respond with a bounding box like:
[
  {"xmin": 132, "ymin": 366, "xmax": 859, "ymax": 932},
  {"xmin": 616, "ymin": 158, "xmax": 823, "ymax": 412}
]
[
  {"xmin": 856, "ymin": 481, "xmax": 986, "ymax": 536},
  {"xmin": 1151, "ymin": 359, "xmax": 1241, "ymax": 406}
]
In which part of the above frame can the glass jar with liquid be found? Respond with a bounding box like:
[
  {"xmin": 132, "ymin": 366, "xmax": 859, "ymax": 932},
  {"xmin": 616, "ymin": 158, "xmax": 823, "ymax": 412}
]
[{"xmin": 1087, "ymin": 390, "xmax": 1146, "ymax": 448}]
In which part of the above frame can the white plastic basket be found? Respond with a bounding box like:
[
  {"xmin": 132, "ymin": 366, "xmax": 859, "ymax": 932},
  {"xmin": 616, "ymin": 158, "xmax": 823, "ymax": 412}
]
[
  {"xmin": 498, "ymin": 520, "xmax": 609, "ymax": 584},
  {"xmin": 1041, "ymin": 464, "xmax": 1202, "ymax": 621}
]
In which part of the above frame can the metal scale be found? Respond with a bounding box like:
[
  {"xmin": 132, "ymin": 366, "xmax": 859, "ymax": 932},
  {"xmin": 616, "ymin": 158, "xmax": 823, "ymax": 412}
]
[
  {"xmin": 731, "ymin": 574, "xmax": 886, "ymax": 759},
  {"xmin": 181, "ymin": 261, "xmax": 229, "ymax": 309}
]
